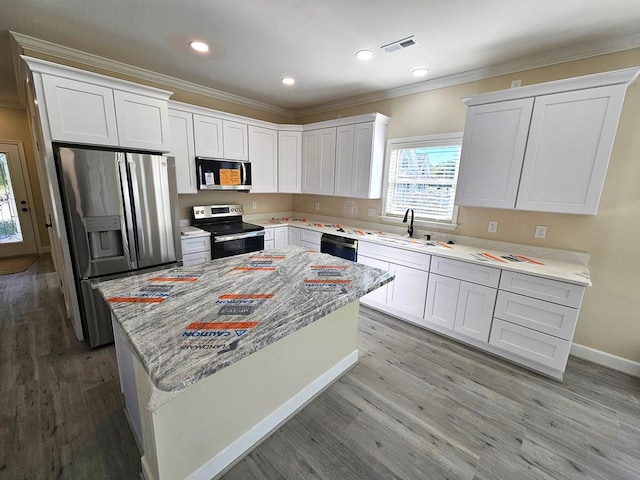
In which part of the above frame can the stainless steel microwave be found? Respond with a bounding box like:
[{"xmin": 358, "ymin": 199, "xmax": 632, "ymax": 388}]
[{"xmin": 196, "ymin": 157, "xmax": 252, "ymax": 191}]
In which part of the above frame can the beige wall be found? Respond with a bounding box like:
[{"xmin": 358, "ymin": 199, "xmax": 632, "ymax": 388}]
[
  {"xmin": 0, "ymin": 106, "xmax": 48, "ymax": 248},
  {"xmin": 292, "ymin": 48, "xmax": 640, "ymax": 362},
  {"xmin": 178, "ymin": 192, "xmax": 293, "ymax": 220}
]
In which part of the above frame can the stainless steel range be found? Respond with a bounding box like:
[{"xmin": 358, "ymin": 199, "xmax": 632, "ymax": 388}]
[{"xmin": 191, "ymin": 204, "xmax": 265, "ymax": 258}]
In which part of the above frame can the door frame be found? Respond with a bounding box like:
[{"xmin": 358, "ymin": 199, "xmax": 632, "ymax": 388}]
[{"xmin": 0, "ymin": 140, "xmax": 42, "ymax": 255}]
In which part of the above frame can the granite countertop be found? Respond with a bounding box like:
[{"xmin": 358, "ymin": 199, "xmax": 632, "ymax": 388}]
[
  {"xmin": 252, "ymin": 219, "xmax": 591, "ymax": 286},
  {"xmin": 98, "ymin": 246, "xmax": 393, "ymax": 393}
]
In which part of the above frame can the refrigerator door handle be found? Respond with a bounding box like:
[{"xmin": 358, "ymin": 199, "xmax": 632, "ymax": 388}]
[
  {"xmin": 127, "ymin": 159, "xmax": 147, "ymax": 261},
  {"xmin": 118, "ymin": 155, "xmax": 138, "ymax": 269}
]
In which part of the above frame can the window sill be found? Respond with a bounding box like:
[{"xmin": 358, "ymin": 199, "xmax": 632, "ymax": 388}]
[{"xmin": 380, "ymin": 216, "xmax": 458, "ymax": 232}]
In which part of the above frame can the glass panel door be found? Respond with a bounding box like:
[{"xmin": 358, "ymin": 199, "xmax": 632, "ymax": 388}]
[{"xmin": 0, "ymin": 153, "xmax": 23, "ymax": 244}]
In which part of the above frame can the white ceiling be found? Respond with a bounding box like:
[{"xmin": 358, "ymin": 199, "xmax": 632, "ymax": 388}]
[{"xmin": 2, "ymin": 0, "xmax": 640, "ymax": 113}]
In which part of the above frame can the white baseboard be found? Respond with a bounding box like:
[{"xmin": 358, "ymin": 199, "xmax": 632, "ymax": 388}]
[
  {"xmin": 186, "ymin": 350, "xmax": 359, "ymax": 480},
  {"xmin": 570, "ymin": 343, "xmax": 640, "ymax": 378}
]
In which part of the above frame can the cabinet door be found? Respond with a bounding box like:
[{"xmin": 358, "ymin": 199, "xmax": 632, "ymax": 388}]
[
  {"xmin": 288, "ymin": 227, "xmax": 301, "ymax": 246},
  {"xmin": 168, "ymin": 109, "xmax": 197, "ymax": 194},
  {"xmin": 249, "ymin": 126, "xmax": 278, "ymax": 193},
  {"xmin": 357, "ymin": 255, "xmax": 389, "ymax": 307},
  {"xmin": 453, "ymin": 282, "xmax": 497, "ymax": 342},
  {"xmin": 263, "ymin": 239, "xmax": 275, "ymax": 250},
  {"xmin": 386, "ymin": 264, "xmax": 428, "ymax": 320},
  {"xmin": 274, "ymin": 226, "xmax": 288, "ymax": 248},
  {"xmin": 278, "ymin": 131, "xmax": 302, "ymax": 193},
  {"xmin": 299, "ymin": 240, "xmax": 320, "ymax": 252},
  {"xmin": 182, "ymin": 251, "xmax": 211, "ymax": 266},
  {"xmin": 455, "ymin": 98, "xmax": 534, "ymax": 209},
  {"xmin": 193, "ymin": 114, "xmax": 223, "ymax": 158},
  {"xmin": 302, "ymin": 130, "xmax": 319, "ymax": 193},
  {"xmin": 317, "ymin": 128, "xmax": 337, "ymax": 195},
  {"xmin": 351, "ymin": 122, "xmax": 377, "ymax": 199},
  {"xmin": 113, "ymin": 90, "xmax": 170, "ymax": 151},
  {"xmin": 42, "ymin": 75, "xmax": 119, "ymax": 146},
  {"xmin": 516, "ymin": 85, "xmax": 627, "ymax": 214},
  {"xmin": 223, "ymin": 120, "xmax": 249, "ymax": 161},
  {"xmin": 334, "ymin": 124, "xmax": 355, "ymax": 197},
  {"xmin": 424, "ymin": 273, "xmax": 460, "ymax": 330}
]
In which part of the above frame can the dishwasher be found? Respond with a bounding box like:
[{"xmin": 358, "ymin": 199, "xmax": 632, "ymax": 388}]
[{"xmin": 320, "ymin": 233, "xmax": 358, "ymax": 261}]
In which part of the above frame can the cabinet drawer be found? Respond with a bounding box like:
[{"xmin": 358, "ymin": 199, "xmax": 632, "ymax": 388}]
[
  {"xmin": 495, "ymin": 291, "xmax": 578, "ymax": 340},
  {"xmin": 357, "ymin": 241, "xmax": 430, "ymax": 271},
  {"xmin": 181, "ymin": 235, "xmax": 211, "ymax": 255},
  {"xmin": 263, "ymin": 227, "xmax": 275, "ymax": 241},
  {"xmin": 300, "ymin": 240, "xmax": 319, "ymax": 252},
  {"xmin": 489, "ymin": 319, "xmax": 571, "ymax": 371},
  {"xmin": 300, "ymin": 229, "xmax": 322, "ymax": 244},
  {"xmin": 430, "ymin": 257, "xmax": 500, "ymax": 287},
  {"xmin": 182, "ymin": 251, "xmax": 211, "ymax": 266},
  {"xmin": 499, "ymin": 271, "xmax": 584, "ymax": 308}
]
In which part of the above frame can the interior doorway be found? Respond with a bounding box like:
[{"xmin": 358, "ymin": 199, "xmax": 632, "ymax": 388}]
[{"xmin": 0, "ymin": 142, "xmax": 39, "ymax": 258}]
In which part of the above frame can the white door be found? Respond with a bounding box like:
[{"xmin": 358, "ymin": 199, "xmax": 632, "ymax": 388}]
[
  {"xmin": 0, "ymin": 143, "xmax": 39, "ymax": 257},
  {"xmin": 386, "ymin": 264, "xmax": 428, "ymax": 320},
  {"xmin": 453, "ymin": 282, "xmax": 497, "ymax": 342},
  {"xmin": 249, "ymin": 126, "xmax": 278, "ymax": 193}
]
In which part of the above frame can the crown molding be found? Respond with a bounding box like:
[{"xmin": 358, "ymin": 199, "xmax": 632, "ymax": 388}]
[
  {"xmin": 291, "ymin": 32, "xmax": 640, "ymax": 119},
  {"xmin": 10, "ymin": 32, "xmax": 294, "ymax": 120}
]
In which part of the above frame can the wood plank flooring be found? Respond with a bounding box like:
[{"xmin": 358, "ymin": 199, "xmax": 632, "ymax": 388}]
[{"xmin": 1, "ymin": 255, "xmax": 639, "ymax": 479}]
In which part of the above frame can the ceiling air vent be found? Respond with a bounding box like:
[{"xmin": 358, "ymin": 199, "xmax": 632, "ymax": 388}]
[{"xmin": 381, "ymin": 36, "xmax": 418, "ymax": 54}]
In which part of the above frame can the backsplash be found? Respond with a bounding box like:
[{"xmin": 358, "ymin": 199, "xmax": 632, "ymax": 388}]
[{"xmin": 178, "ymin": 192, "xmax": 294, "ymax": 220}]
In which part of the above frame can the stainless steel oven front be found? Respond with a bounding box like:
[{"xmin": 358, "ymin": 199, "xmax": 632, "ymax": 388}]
[{"xmin": 213, "ymin": 230, "xmax": 265, "ymax": 259}]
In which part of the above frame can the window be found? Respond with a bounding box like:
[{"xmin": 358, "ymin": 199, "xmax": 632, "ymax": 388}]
[{"xmin": 383, "ymin": 133, "xmax": 462, "ymax": 227}]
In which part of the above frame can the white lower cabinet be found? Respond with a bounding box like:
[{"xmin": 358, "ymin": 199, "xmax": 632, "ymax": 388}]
[
  {"xmin": 423, "ymin": 273, "xmax": 497, "ymax": 342},
  {"xmin": 274, "ymin": 226, "xmax": 288, "ymax": 248},
  {"xmin": 181, "ymin": 234, "xmax": 211, "ymax": 266},
  {"xmin": 453, "ymin": 282, "xmax": 497, "ymax": 342},
  {"xmin": 489, "ymin": 319, "xmax": 571, "ymax": 371},
  {"xmin": 299, "ymin": 229, "xmax": 322, "ymax": 251},
  {"xmin": 386, "ymin": 264, "xmax": 429, "ymax": 321},
  {"xmin": 288, "ymin": 227, "xmax": 301, "ymax": 247},
  {"xmin": 357, "ymin": 241, "xmax": 430, "ymax": 323},
  {"xmin": 357, "ymin": 255, "xmax": 389, "ymax": 308},
  {"xmin": 358, "ymin": 240, "xmax": 586, "ymax": 380}
]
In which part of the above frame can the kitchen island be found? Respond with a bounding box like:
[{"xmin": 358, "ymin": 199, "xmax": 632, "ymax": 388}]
[{"xmin": 98, "ymin": 246, "xmax": 393, "ymax": 480}]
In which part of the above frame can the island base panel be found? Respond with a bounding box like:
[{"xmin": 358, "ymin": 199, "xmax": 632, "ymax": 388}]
[{"xmin": 132, "ymin": 301, "xmax": 360, "ymax": 480}]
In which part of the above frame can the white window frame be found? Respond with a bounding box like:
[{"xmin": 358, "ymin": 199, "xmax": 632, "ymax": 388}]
[{"xmin": 381, "ymin": 133, "xmax": 463, "ymax": 231}]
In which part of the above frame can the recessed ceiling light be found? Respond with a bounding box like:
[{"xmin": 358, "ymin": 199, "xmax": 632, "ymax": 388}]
[
  {"xmin": 412, "ymin": 68, "xmax": 429, "ymax": 78},
  {"xmin": 189, "ymin": 41, "xmax": 210, "ymax": 53},
  {"xmin": 356, "ymin": 49, "xmax": 374, "ymax": 61},
  {"xmin": 282, "ymin": 77, "xmax": 295, "ymax": 86}
]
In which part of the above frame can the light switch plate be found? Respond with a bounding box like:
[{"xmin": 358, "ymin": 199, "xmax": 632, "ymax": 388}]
[
  {"xmin": 315, "ymin": 202, "xmax": 320, "ymax": 211},
  {"xmin": 251, "ymin": 201, "xmax": 257, "ymax": 209},
  {"xmin": 535, "ymin": 225, "xmax": 548, "ymax": 239},
  {"xmin": 488, "ymin": 221, "xmax": 498, "ymax": 233},
  {"xmin": 367, "ymin": 208, "xmax": 376, "ymax": 217},
  {"xmin": 347, "ymin": 205, "xmax": 355, "ymax": 215}
]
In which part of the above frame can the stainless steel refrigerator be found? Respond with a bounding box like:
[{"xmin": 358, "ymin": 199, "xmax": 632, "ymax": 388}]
[{"xmin": 55, "ymin": 146, "xmax": 182, "ymax": 347}]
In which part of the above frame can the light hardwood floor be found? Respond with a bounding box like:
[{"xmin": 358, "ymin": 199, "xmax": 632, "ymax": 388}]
[{"xmin": 1, "ymin": 255, "xmax": 639, "ymax": 479}]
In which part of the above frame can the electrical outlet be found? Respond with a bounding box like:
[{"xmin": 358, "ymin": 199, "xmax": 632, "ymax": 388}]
[
  {"xmin": 251, "ymin": 201, "xmax": 257, "ymax": 210},
  {"xmin": 535, "ymin": 225, "xmax": 548, "ymax": 239},
  {"xmin": 488, "ymin": 221, "xmax": 498, "ymax": 233},
  {"xmin": 367, "ymin": 208, "xmax": 376, "ymax": 218},
  {"xmin": 511, "ymin": 79, "xmax": 522, "ymax": 88},
  {"xmin": 347, "ymin": 205, "xmax": 355, "ymax": 215},
  {"xmin": 314, "ymin": 202, "xmax": 320, "ymax": 211}
]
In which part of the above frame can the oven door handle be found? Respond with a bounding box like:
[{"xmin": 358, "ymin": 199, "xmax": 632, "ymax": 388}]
[{"xmin": 214, "ymin": 230, "xmax": 265, "ymax": 243}]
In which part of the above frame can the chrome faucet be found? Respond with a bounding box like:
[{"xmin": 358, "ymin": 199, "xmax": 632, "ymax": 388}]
[{"xmin": 402, "ymin": 208, "xmax": 414, "ymax": 237}]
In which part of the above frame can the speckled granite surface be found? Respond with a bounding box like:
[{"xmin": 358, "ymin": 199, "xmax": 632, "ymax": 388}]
[{"xmin": 98, "ymin": 246, "xmax": 393, "ymax": 393}]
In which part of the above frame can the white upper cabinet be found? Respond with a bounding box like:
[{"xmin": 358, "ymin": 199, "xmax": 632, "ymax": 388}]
[
  {"xmin": 223, "ymin": 120, "xmax": 249, "ymax": 161},
  {"xmin": 455, "ymin": 99, "xmax": 533, "ymax": 209},
  {"xmin": 114, "ymin": 90, "xmax": 170, "ymax": 151},
  {"xmin": 456, "ymin": 67, "xmax": 640, "ymax": 215},
  {"xmin": 42, "ymin": 75, "xmax": 120, "ymax": 146},
  {"xmin": 302, "ymin": 128, "xmax": 336, "ymax": 195},
  {"xmin": 516, "ymin": 85, "xmax": 627, "ymax": 214},
  {"xmin": 335, "ymin": 121, "xmax": 387, "ymax": 199},
  {"xmin": 168, "ymin": 108, "xmax": 197, "ymax": 194},
  {"xmin": 193, "ymin": 114, "xmax": 223, "ymax": 158},
  {"xmin": 303, "ymin": 114, "xmax": 389, "ymax": 198},
  {"xmin": 249, "ymin": 126, "xmax": 278, "ymax": 193},
  {"xmin": 278, "ymin": 130, "xmax": 302, "ymax": 193},
  {"xmin": 34, "ymin": 59, "xmax": 171, "ymax": 151}
]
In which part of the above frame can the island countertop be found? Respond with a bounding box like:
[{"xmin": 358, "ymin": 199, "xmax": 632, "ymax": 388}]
[{"xmin": 98, "ymin": 246, "xmax": 393, "ymax": 393}]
